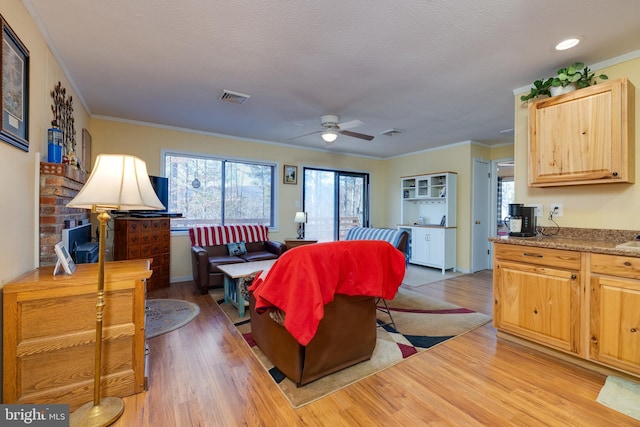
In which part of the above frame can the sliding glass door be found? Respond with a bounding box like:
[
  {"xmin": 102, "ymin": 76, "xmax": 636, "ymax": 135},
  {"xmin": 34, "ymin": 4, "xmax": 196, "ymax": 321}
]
[{"xmin": 303, "ymin": 167, "xmax": 369, "ymax": 241}]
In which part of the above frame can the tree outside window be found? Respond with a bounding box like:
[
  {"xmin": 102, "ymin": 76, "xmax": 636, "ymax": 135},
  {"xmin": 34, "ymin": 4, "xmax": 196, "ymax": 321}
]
[{"xmin": 164, "ymin": 152, "xmax": 275, "ymax": 229}]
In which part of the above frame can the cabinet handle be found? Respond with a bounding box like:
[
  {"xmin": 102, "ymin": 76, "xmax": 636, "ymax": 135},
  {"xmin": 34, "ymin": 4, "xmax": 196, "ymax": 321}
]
[
  {"xmin": 631, "ymin": 328, "xmax": 638, "ymax": 333},
  {"xmin": 624, "ymin": 261, "xmax": 632, "ymax": 267},
  {"xmin": 571, "ymin": 274, "xmax": 577, "ymax": 280},
  {"xmin": 612, "ymin": 171, "xmax": 619, "ymax": 177},
  {"xmin": 523, "ymin": 252, "xmax": 543, "ymax": 258}
]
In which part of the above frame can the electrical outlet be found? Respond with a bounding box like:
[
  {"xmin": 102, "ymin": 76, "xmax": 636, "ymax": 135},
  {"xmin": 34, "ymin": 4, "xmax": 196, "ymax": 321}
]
[
  {"xmin": 550, "ymin": 203, "xmax": 563, "ymax": 217},
  {"xmin": 530, "ymin": 204, "xmax": 543, "ymax": 217}
]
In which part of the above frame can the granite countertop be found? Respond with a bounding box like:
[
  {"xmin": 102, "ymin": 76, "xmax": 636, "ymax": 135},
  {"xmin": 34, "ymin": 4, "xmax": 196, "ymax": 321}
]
[{"xmin": 489, "ymin": 227, "xmax": 640, "ymax": 257}]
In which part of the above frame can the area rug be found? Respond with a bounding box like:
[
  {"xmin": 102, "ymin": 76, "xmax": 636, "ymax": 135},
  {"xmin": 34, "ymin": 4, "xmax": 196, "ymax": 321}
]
[
  {"xmin": 146, "ymin": 299, "xmax": 200, "ymax": 338},
  {"xmin": 210, "ymin": 287, "xmax": 491, "ymax": 408},
  {"xmin": 596, "ymin": 376, "xmax": 640, "ymax": 421},
  {"xmin": 402, "ymin": 265, "xmax": 464, "ymax": 287}
]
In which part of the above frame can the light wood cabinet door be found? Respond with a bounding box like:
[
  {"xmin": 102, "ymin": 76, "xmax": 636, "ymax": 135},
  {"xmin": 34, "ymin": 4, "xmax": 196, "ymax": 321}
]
[
  {"xmin": 494, "ymin": 259, "xmax": 581, "ymax": 354},
  {"xmin": 589, "ymin": 256, "xmax": 640, "ymax": 376},
  {"xmin": 528, "ymin": 77, "xmax": 634, "ymax": 187}
]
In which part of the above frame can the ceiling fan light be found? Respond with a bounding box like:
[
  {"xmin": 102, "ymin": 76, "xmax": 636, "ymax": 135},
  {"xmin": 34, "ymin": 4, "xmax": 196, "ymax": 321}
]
[{"xmin": 322, "ymin": 128, "xmax": 338, "ymax": 143}]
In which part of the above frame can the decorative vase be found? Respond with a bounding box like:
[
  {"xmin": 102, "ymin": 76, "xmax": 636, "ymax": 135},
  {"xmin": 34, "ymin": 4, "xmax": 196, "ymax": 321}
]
[{"xmin": 550, "ymin": 82, "xmax": 577, "ymax": 97}]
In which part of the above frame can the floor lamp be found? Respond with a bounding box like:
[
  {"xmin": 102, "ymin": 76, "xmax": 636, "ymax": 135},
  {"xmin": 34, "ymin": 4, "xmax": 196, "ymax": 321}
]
[{"xmin": 67, "ymin": 154, "xmax": 164, "ymax": 427}]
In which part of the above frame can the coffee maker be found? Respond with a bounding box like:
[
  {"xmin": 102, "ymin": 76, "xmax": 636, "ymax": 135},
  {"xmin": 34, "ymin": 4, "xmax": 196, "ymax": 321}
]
[{"xmin": 505, "ymin": 204, "xmax": 537, "ymax": 237}]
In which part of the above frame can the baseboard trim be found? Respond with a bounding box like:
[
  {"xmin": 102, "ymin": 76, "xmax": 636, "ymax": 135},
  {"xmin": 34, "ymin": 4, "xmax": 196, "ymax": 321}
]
[{"xmin": 496, "ymin": 330, "xmax": 639, "ymax": 383}]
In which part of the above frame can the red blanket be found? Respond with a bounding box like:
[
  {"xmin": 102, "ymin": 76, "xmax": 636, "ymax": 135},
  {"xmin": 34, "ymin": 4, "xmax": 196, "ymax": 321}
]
[{"xmin": 249, "ymin": 240, "xmax": 406, "ymax": 345}]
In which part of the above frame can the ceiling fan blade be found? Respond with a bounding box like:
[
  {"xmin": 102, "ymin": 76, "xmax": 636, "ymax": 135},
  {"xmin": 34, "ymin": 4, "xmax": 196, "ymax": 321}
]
[
  {"xmin": 340, "ymin": 130, "xmax": 374, "ymax": 141},
  {"xmin": 337, "ymin": 119, "xmax": 363, "ymax": 130},
  {"xmin": 287, "ymin": 130, "xmax": 322, "ymax": 140}
]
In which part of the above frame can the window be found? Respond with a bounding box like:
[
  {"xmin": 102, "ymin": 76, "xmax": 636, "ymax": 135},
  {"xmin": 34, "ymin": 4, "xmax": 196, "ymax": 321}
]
[{"xmin": 164, "ymin": 151, "xmax": 276, "ymax": 229}]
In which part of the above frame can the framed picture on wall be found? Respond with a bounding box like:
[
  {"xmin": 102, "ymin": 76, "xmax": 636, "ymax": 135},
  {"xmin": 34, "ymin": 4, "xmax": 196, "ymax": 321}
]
[
  {"xmin": 82, "ymin": 128, "xmax": 92, "ymax": 172},
  {"xmin": 284, "ymin": 165, "xmax": 297, "ymax": 185},
  {"xmin": 0, "ymin": 15, "xmax": 29, "ymax": 152}
]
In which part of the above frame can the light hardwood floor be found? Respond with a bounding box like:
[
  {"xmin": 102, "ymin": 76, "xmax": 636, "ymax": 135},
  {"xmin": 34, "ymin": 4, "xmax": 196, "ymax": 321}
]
[{"xmin": 113, "ymin": 270, "xmax": 638, "ymax": 426}]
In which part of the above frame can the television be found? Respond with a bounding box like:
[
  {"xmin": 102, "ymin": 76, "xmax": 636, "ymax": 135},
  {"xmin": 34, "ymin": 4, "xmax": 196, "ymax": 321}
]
[
  {"xmin": 112, "ymin": 175, "xmax": 182, "ymax": 217},
  {"xmin": 149, "ymin": 175, "xmax": 169, "ymax": 212}
]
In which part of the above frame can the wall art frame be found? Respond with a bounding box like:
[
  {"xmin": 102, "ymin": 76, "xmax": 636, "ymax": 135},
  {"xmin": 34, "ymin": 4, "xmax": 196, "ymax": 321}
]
[
  {"xmin": 0, "ymin": 14, "xmax": 29, "ymax": 152},
  {"xmin": 283, "ymin": 165, "xmax": 297, "ymax": 185},
  {"xmin": 82, "ymin": 128, "xmax": 92, "ymax": 172}
]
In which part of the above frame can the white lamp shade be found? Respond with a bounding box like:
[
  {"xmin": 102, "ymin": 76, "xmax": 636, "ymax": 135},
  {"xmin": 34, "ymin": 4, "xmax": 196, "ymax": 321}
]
[
  {"xmin": 67, "ymin": 154, "xmax": 165, "ymax": 211},
  {"xmin": 294, "ymin": 211, "xmax": 306, "ymax": 223},
  {"xmin": 321, "ymin": 128, "xmax": 338, "ymax": 143}
]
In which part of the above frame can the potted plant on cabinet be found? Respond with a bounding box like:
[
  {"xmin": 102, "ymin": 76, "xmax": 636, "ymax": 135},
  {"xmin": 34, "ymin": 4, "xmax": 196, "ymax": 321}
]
[{"xmin": 520, "ymin": 62, "xmax": 608, "ymax": 101}]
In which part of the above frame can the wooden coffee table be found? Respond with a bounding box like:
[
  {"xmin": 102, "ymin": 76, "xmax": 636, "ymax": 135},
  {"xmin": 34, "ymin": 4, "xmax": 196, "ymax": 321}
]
[{"xmin": 218, "ymin": 259, "xmax": 277, "ymax": 317}]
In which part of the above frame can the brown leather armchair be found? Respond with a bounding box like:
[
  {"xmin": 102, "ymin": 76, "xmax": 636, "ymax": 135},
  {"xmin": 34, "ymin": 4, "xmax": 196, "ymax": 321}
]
[
  {"xmin": 247, "ymin": 239, "xmax": 406, "ymax": 387},
  {"xmin": 249, "ymin": 293, "xmax": 376, "ymax": 386}
]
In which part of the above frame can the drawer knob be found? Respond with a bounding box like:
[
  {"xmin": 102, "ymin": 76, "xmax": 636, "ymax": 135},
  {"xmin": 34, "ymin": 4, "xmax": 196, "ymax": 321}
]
[
  {"xmin": 533, "ymin": 309, "xmax": 538, "ymax": 315},
  {"xmin": 624, "ymin": 261, "xmax": 632, "ymax": 267},
  {"xmin": 612, "ymin": 171, "xmax": 619, "ymax": 177},
  {"xmin": 631, "ymin": 328, "xmax": 638, "ymax": 333},
  {"xmin": 571, "ymin": 274, "xmax": 577, "ymax": 280}
]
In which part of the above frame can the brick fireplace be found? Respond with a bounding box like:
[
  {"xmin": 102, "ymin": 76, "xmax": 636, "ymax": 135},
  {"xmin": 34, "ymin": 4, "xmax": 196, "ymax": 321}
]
[{"xmin": 39, "ymin": 162, "xmax": 89, "ymax": 266}]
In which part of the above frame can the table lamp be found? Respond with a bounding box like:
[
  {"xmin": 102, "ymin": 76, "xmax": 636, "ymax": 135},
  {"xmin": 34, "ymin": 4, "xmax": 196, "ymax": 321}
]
[
  {"xmin": 67, "ymin": 154, "xmax": 164, "ymax": 427},
  {"xmin": 294, "ymin": 211, "xmax": 306, "ymax": 239}
]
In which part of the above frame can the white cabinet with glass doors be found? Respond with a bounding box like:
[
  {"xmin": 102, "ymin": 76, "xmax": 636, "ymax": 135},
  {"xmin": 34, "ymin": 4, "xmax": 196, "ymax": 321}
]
[{"xmin": 399, "ymin": 172, "xmax": 456, "ymax": 273}]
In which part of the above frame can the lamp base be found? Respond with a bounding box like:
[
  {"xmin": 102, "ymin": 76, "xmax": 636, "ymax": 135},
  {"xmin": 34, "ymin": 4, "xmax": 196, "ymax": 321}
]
[
  {"xmin": 70, "ymin": 397, "xmax": 124, "ymax": 427},
  {"xmin": 297, "ymin": 224, "xmax": 305, "ymax": 239}
]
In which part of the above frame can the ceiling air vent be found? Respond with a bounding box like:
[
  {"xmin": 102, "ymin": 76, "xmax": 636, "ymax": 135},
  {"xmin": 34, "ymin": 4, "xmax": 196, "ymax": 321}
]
[
  {"xmin": 380, "ymin": 128, "xmax": 404, "ymax": 136},
  {"xmin": 219, "ymin": 89, "xmax": 250, "ymax": 104}
]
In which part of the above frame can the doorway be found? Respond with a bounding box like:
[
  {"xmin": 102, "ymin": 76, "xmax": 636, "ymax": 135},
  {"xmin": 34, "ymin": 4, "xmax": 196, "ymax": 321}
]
[
  {"xmin": 471, "ymin": 158, "xmax": 491, "ymax": 272},
  {"xmin": 495, "ymin": 160, "xmax": 515, "ymax": 236},
  {"xmin": 302, "ymin": 167, "xmax": 370, "ymax": 242}
]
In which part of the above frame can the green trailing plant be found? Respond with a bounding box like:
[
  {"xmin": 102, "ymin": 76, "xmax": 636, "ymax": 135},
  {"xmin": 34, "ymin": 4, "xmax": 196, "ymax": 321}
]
[
  {"xmin": 576, "ymin": 64, "xmax": 608, "ymax": 88},
  {"xmin": 521, "ymin": 62, "xmax": 608, "ymax": 101},
  {"xmin": 520, "ymin": 78, "xmax": 553, "ymax": 101}
]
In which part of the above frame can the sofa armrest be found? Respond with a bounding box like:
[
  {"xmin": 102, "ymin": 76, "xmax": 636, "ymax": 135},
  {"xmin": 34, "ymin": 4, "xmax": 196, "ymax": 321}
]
[
  {"xmin": 266, "ymin": 240, "xmax": 287, "ymax": 256},
  {"xmin": 191, "ymin": 245, "xmax": 210, "ymax": 292}
]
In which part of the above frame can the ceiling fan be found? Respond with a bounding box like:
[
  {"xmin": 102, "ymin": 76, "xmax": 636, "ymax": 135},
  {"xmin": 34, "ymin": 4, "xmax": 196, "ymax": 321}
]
[{"xmin": 291, "ymin": 115, "xmax": 374, "ymax": 146}]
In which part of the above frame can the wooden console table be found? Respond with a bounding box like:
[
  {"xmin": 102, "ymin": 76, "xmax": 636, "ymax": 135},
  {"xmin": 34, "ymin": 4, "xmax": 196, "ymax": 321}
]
[
  {"xmin": 3, "ymin": 259, "xmax": 152, "ymax": 410},
  {"xmin": 284, "ymin": 238, "xmax": 318, "ymax": 250}
]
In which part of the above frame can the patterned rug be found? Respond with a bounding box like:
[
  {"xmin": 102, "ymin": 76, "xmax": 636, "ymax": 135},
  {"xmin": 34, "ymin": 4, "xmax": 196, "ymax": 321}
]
[
  {"xmin": 146, "ymin": 299, "xmax": 200, "ymax": 338},
  {"xmin": 210, "ymin": 287, "xmax": 491, "ymax": 408}
]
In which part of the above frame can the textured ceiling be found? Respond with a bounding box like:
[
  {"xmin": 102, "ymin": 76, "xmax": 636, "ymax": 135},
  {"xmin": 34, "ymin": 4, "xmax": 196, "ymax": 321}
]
[{"xmin": 24, "ymin": 0, "xmax": 640, "ymax": 158}]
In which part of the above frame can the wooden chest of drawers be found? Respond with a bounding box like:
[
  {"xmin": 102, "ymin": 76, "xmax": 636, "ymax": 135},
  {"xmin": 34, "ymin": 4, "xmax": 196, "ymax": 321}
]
[
  {"xmin": 114, "ymin": 217, "xmax": 171, "ymax": 292},
  {"xmin": 3, "ymin": 260, "xmax": 151, "ymax": 410}
]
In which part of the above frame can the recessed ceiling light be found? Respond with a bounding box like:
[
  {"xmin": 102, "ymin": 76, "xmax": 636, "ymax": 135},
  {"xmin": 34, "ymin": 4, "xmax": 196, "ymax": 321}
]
[{"xmin": 555, "ymin": 37, "xmax": 581, "ymax": 51}]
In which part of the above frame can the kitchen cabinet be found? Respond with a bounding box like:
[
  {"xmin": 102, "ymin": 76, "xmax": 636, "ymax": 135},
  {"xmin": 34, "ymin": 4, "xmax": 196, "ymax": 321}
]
[
  {"xmin": 401, "ymin": 172, "xmax": 456, "ymax": 226},
  {"xmin": 528, "ymin": 77, "xmax": 635, "ymax": 187},
  {"xmin": 589, "ymin": 253, "xmax": 640, "ymax": 377},
  {"xmin": 493, "ymin": 244, "xmax": 582, "ymax": 354},
  {"xmin": 407, "ymin": 226, "xmax": 456, "ymax": 273}
]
